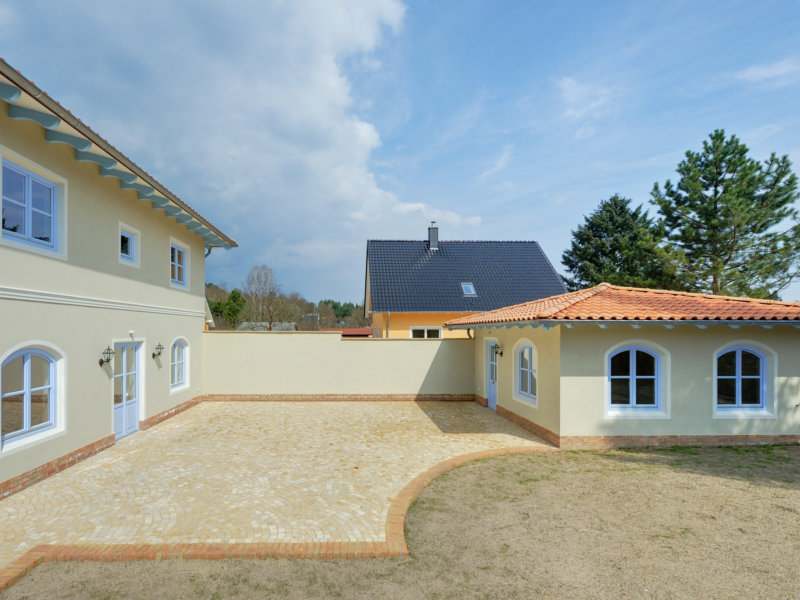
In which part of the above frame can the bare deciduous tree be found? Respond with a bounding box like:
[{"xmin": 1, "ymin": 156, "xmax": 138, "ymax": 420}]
[{"xmin": 242, "ymin": 265, "xmax": 280, "ymax": 324}]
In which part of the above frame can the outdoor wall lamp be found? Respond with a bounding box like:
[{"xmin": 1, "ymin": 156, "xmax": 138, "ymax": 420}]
[
  {"xmin": 492, "ymin": 343, "xmax": 503, "ymax": 358},
  {"xmin": 152, "ymin": 343, "xmax": 164, "ymax": 360},
  {"xmin": 99, "ymin": 346, "xmax": 115, "ymax": 367}
]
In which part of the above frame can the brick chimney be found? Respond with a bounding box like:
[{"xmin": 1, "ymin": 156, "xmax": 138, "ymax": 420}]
[{"xmin": 428, "ymin": 221, "xmax": 439, "ymax": 251}]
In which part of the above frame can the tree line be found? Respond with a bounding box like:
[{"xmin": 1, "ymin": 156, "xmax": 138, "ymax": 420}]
[
  {"xmin": 562, "ymin": 130, "xmax": 800, "ymax": 299},
  {"xmin": 206, "ymin": 265, "xmax": 369, "ymax": 330}
]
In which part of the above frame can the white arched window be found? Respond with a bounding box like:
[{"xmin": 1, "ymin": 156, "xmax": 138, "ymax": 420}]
[
  {"xmin": 170, "ymin": 340, "xmax": 187, "ymax": 389},
  {"xmin": 608, "ymin": 346, "xmax": 661, "ymax": 410},
  {"xmin": 716, "ymin": 347, "xmax": 765, "ymax": 409},
  {"xmin": 1, "ymin": 348, "xmax": 56, "ymax": 442},
  {"xmin": 518, "ymin": 344, "xmax": 537, "ymax": 402}
]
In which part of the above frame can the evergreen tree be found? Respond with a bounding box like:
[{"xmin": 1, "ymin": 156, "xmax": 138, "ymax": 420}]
[
  {"xmin": 652, "ymin": 130, "xmax": 800, "ymax": 298},
  {"xmin": 562, "ymin": 195, "xmax": 678, "ymax": 291}
]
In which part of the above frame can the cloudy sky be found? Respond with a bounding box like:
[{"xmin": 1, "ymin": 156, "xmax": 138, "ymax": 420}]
[{"xmin": 2, "ymin": 1, "xmax": 799, "ymax": 301}]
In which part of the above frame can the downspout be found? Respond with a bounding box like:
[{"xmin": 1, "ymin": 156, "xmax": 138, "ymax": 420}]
[
  {"xmin": 467, "ymin": 328, "xmax": 473, "ymax": 339},
  {"xmin": 386, "ymin": 311, "xmax": 391, "ymax": 338},
  {"xmin": 205, "ymin": 246, "xmax": 213, "ymax": 258}
]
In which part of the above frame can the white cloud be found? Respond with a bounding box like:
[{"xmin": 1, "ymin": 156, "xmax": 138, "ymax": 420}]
[
  {"xmin": 733, "ymin": 57, "xmax": 800, "ymax": 87},
  {"xmin": 478, "ymin": 144, "xmax": 513, "ymax": 183},
  {"xmin": 555, "ymin": 76, "xmax": 612, "ymax": 121},
  {"xmin": 0, "ymin": 0, "xmax": 482, "ymax": 299}
]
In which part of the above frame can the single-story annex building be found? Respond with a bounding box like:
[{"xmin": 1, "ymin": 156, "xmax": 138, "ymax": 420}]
[{"xmin": 447, "ymin": 283, "xmax": 800, "ymax": 449}]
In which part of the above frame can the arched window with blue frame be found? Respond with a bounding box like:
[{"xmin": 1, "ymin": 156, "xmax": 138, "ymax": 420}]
[
  {"xmin": 608, "ymin": 346, "xmax": 660, "ymax": 409},
  {"xmin": 1, "ymin": 348, "xmax": 56, "ymax": 442}
]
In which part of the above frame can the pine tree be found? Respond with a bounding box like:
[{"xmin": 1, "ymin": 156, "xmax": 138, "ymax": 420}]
[
  {"xmin": 652, "ymin": 130, "xmax": 800, "ymax": 298},
  {"xmin": 561, "ymin": 195, "xmax": 678, "ymax": 291}
]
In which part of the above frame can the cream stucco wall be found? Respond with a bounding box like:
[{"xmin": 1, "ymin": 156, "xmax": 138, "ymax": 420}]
[
  {"xmin": 559, "ymin": 325, "xmax": 800, "ymax": 437},
  {"xmin": 472, "ymin": 327, "xmax": 561, "ymax": 435},
  {"xmin": 371, "ymin": 312, "xmax": 472, "ymax": 339},
  {"xmin": 202, "ymin": 332, "xmax": 474, "ymax": 395},
  {"xmin": 0, "ymin": 97, "xmax": 209, "ymax": 484}
]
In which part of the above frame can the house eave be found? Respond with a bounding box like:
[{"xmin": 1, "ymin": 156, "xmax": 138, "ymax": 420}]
[{"xmin": 446, "ymin": 319, "xmax": 800, "ymax": 331}]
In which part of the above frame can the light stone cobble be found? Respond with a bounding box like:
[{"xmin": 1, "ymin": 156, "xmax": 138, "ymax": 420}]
[{"xmin": 0, "ymin": 401, "xmax": 549, "ymax": 568}]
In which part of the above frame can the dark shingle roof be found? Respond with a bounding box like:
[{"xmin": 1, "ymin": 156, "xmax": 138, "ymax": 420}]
[{"xmin": 366, "ymin": 240, "xmax": 566, "ymax": 313}]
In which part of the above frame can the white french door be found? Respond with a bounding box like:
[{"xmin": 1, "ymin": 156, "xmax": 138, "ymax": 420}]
[{"xmin": 113, "ymin": 343, "xmax": 140, "ymax": 438}]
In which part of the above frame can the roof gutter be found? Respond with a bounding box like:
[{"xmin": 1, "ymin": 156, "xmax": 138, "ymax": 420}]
[
  {"xmin": 447, "ymin": 319, "xmax": 800, "ymax": 330},
  {"xmin": 0, "ymin": 60, "xmax": 236, "ymax": 248}
]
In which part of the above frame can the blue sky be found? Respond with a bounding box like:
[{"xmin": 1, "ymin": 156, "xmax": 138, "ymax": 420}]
[{"xmin": 2, "ymin": 1, "xmax": 799, "ymax": 301}]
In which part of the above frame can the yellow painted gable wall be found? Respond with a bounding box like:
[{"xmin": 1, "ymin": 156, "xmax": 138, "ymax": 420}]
[{"xmin": 371, "ymin": 312, "xmax": 474, "ymax": 339}]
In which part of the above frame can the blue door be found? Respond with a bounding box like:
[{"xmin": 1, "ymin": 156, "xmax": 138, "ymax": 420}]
[
  {"xmin": 487, "ymin": 341, "xmax": 498, "ymax": 410},
  {"xmin": 113, "ymin": 343, "xmax": 139, "ymax": 438}
]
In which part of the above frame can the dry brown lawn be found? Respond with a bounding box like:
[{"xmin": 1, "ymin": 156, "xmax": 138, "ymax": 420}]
[{"xmin": 4, "ymin": 445, "xmax": 799, "ymax": 600}]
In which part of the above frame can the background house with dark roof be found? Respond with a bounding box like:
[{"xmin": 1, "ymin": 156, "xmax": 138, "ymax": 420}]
[{"xmin": 364, "ymin": 223, "xmax": 566, "ymax": 338}]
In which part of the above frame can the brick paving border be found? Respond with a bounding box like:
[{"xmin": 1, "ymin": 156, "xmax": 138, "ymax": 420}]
[{"xmin": 0, "ymin": 444, "xmax": 556, "ymax": 593}]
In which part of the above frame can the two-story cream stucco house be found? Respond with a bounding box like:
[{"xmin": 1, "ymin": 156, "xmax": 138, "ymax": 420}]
[{"xmin": 0, "ymin": 59, "xmax": 236, "ymax": 495}]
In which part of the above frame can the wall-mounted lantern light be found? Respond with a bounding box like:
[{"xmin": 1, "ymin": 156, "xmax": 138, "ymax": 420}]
[
  {"xmin": 99, "ymin": 346, "xmax": 115, "ymax": 367},
  {"xmin": 152, "ymin": 343, "xmax": 164, "ymax": 360},
  {"xmin": 492, "ymin": 343, "xmax": 503, "ymax": 358}
]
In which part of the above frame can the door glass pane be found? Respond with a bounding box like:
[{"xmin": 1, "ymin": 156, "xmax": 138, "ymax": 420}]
[
  {"xmin": 610, "ymin": 351, "xmax": 630, "ymax": 376},
  {"xmin": 741, "ymin": 379, "xmax": 761, "ymax": 405},
  {"xmin": 31, "ymin": 181, "xmax": 52, "ymax": 213},
  {"xmin": 113, "ymin": 347, "xmax": 123, "ymax": 376},
  {"xmin": 717, "ymin": 352, "xmax": 736, "ymax": 377},
  {"xmin": 490, "ymin": 364, "xmax": 496, "ymax": 382},
  {"xmin": 113, "ymin": 375, "xmax": 123, "ymax": 405},
  {"xmin": 31, "ymin": 212, "xmax": 52, "ymax": 242},
  {"xmin": 1, "ymin": 395, "xmax": 24, "ymax": 436},
  {"xmin": 610, "ymin": 379, "xmax": 630, "ymax": 404},
  {"xmin": 741, "ymin": 351, "xmax": 760, "ymax": 376},
  {"xmin": 2, "ymin": 167, "xmax": 25, "ymax": 202},
  {"xmin": 30, "ymin": 389, "xmax": 50, "ymax": 427},
  {"xmin": 636, "ymin": 379, "xmax": 656, "ymax": 405},
  {"xmin": 126, "ymin": 372, "xmax": 136, "ymax": 402},
  {"xmin": 30, "ymin": 354, "xmax": 50, "ymax": 389},
  {"xmin": 427, "ymin": 329, "xmax": 440, "ymax": 339},
  {"xmin": 2, "ymin": 355, "xmax": 24, "ymax": 395},
  {"xmin": 2, "ymin": 200, "xmax": 24, "ymax": 233},
  {"xmin": 125, "ymin": 346, "xmax": 136, "ymax": 374},
  {"xmin": 636, "ymin": 351, "xmax": 655, "ymax": 376},
  {"xmin": 411, "ymin": 329, "xmax": 425, "ymax": 339},
  {"xmin": 717, "ymin": 379, "xmax": 736, "ymax": 405}
]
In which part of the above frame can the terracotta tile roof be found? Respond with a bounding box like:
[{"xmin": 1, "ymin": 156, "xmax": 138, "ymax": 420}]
[{"xmin": 446, "ymin": 283, "xmax": 800, "ymax": 326}]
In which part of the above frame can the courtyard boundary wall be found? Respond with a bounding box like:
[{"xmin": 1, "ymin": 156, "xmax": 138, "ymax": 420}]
[{"xmin": 201, "ymin": 332, "xmax": 475, "ymax": 396}]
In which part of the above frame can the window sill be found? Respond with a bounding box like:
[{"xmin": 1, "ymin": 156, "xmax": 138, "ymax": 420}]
[
  {"xmin": 606, "ymin": 407, "xmax": 669, "ymax": 420},
  {"xmin": 0, "ymin": 426, "xmax": 64, "ymax": 456},
  {"xmin": 170, "ymin": 383, "xmax": 189, "ymax": 395},
  {"xmin": 713, "ymin": 408, "xmax": 776, "ymax": 419},
  {"xmin": 512, "ymin": 393, "xmax": 538, "ymax": 409}
]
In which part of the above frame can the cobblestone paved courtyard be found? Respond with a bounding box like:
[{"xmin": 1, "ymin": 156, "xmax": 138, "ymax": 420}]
[{"xmin": 0, "ymin": 401, "xmax": 550, "ymax": 569}]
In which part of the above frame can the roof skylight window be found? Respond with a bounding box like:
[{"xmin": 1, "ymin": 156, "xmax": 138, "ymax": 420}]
[{"xmin": 461, "ymin": 282, "xmax": 476, "ymax": 296}]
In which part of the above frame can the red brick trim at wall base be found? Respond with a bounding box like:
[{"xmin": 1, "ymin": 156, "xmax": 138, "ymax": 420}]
[
  {"xmin": 557, "ymin": 434, "xmax": 800, "ymax": 450},
  {"xmin": 140, "ymin": 397, "xmax": 202, "ymax": 429},
  {"xmin": 203, "ymin": 393, "xmax": 475, "ymax": 402},
  {"xmin": 478, "ymin": 398, "xmax": 800, "ymax": 450},
  {"xmin": 0, "ymin": 435, "xmax": 115, "ymax": 501}
]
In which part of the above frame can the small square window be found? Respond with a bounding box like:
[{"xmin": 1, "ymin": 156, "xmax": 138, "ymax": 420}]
[
  {"xmin": 461, "ymin": 282, "xmax": 476, "ymax": 296},
  {"xmin": 118, "ymin": 223, "xmax": 140, "ymax": 267}
]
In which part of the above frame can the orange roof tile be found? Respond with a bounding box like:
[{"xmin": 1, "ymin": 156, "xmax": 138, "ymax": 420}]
[{"xmin": 445, "ymin": 283, "xmax": 800, "ymax": 326}]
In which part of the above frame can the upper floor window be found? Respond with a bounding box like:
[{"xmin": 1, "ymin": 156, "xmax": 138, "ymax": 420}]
[
  {"xmin": 518, "ymin": 344, "xmax": 537, "ymax": 402},
  {"xmin": 170, "ymin": 340, "xmax": 187, "ymax": 389},
  {"xmin": 716, "ymin": 347, "xmax": 764, "ymax": 409},
  {"xmin": 170, "ymin": 243, "xmax": 187, "ymax": 287},
  {"xmin": 410, "ymin": 327, "xmax": 442, "ymax": 339},
  {"xmin": 119, "ymin": 222, "xmax": 140, "ymax": 267},
  {"xmin": 2, "ymin": 159, "xmax": 56, "ymax": 250},
  {"xmin": 609, "ymin": 346, "xmax": 660, "ymax": 410},
  {"xmin": 1, "ymin": 349, "xmax": 56, "ymax": 442}
]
